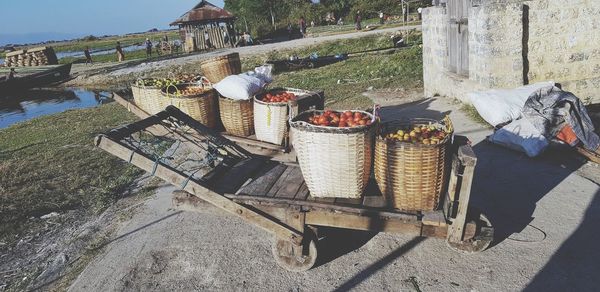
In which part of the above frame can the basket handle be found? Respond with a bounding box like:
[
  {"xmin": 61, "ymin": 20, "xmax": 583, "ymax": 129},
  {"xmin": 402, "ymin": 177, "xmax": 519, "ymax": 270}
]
[
  {"xmin": 135, "ymin": 77, "xmax": 146, "ymax": 88},
  {"xmin": 372, "ymin": 104, "xmax": 381, "ymax": 123},
  {"xmin": 165, "ymin": 84, "xmax": 181, "ymax": 99},
  {"xmin": 197, "ymin": 76, "xmax": 212, "ymax": 89}
]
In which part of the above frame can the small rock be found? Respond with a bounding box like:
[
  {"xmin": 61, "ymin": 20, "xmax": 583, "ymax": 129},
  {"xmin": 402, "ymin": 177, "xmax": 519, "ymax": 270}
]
[
  {"xmin": 40, "ymin": 212, "xmax": 60, "ymax": 220},
  {"xmin": 366, "ymin": 86, "xmax": 374, "ymax": 91}
]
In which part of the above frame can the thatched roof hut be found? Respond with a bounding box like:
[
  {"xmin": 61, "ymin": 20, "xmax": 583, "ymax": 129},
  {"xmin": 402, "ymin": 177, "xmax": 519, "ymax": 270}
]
[{"xmin": 170, "ymin": 1, "xmax": 236, "ymax": 51}]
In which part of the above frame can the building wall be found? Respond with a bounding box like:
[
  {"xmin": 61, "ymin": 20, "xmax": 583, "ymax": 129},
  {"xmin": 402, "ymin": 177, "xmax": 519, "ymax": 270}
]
[
  {"xmin": 422, "ymin": 0, "xmax": 600, "ymax": 104},
  {"xmin": 422, "ymin": 6, "xmax": 485, "ymax": 102},
  {"xmin": 469, "ymin": 1, "xmax": 523, "ymax": 88},
  {"xmin": 525, "ymin": 0, "xmax": 600, "ymax": 103}
]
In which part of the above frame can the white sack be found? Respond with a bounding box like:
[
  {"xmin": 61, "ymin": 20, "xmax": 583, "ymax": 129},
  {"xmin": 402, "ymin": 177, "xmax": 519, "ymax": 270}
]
[
  {"xmin": 468, "ymin": 81, "xmax": 555, "ymax": 127},
  {"xmin": 488, "ymin": 118, "xmax": 549, "ymax": 157},
  {"xmin": 214, "ymin": 73, "xmax": 265, "ymax": 100}
]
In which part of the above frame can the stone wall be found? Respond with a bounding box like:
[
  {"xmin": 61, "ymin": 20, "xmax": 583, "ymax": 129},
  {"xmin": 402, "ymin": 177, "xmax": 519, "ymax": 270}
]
[
  {"xmin": 422, "ymin": 6, "xmax": 484, "ymax": 102},
  {"xmin": 422, "ymin": 0, "xmax": 600, "ymax": 104},
  {"xmin": 525, "ymin": 0, "xmax": 600, "ymax": 103},
  {"xmin": 469, "ymin": 1, "xmax": 523, "ymax": 88}
]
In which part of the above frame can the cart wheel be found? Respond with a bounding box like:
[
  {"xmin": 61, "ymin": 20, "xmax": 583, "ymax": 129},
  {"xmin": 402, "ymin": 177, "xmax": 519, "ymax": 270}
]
[
  {"xmin": 272, "ymin": 230, "xmax": 317, "ymax": 272},
  {"xmin": 446, "ymin": 207, "xmax": 494, "ymax": 253}
]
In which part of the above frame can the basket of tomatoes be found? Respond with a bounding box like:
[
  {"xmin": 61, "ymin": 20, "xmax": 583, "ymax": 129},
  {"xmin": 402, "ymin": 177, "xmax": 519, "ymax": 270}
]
[
  {"xmin": 161, "ymin": 79, "xmax": 219, "ymax": 128},
  {"xmin": 253, "ymin": 89, "xmax": 300, "ymax": 145},
  {"xmin": 374, "ymin": 116, "xmax": 454, "ymax": 211},
  {"xmin": 289, "ymin": 109, "xmax": 377, "ymax": 199}
]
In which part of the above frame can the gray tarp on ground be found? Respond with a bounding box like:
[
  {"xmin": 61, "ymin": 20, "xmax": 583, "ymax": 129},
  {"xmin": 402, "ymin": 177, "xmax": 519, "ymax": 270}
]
[{"xmin": 522, "ymin": 86, "xmax": 600, "ymax": 150}]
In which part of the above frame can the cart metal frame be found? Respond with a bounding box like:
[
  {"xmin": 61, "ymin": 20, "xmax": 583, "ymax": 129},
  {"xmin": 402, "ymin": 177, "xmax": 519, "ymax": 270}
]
[{"xmin": 101, "ymin": 94, "xmax": 493, "ymax": 271}]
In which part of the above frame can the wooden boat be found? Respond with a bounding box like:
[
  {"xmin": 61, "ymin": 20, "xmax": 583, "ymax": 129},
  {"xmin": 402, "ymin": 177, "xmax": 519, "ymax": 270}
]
[{"xmin": 0, "ymin": 63, "xmax": 72, "ymax": 94}]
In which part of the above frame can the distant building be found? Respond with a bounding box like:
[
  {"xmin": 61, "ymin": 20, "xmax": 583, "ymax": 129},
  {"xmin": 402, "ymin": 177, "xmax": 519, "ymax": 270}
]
[
  {"xmin": 422, "ymin": 0, "xmax": 600, "ymax": 103},
  {"xmin": 170, "ymin": 0, "xmax": 236, "ymax": 51}
]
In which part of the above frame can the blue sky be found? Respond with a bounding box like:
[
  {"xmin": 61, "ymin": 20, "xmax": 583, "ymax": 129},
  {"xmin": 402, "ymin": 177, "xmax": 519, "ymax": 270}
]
[{"xmin": 1, "ymin": 0, "xmax": 225, "ymax": 44}]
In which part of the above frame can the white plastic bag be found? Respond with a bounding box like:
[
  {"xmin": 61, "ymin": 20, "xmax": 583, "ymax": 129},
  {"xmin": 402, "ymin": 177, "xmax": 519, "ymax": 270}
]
[
  {"xmin": 488, "ymin": 118, "xmax": 549, "ymax": 157},
  {"xmin": 468, "ymin": 81, "xmax": 555, "ymax": 126},
  {"xmin": 254, "ymin": 65, "xmax": 273, "ymax": 83},
  {"xmin": 213, "ymin": 73, "xmax": 264, "ymax": 100}
]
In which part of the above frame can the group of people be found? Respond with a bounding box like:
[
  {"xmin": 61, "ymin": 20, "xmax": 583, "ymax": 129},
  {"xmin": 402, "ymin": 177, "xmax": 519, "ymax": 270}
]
[{"xmin": 81, "ymin": 34, "xmax": 173, "ymax": 65}]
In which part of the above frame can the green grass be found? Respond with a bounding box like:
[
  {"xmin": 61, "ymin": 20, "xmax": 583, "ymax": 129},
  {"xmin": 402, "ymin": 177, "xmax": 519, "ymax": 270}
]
[
  {"xmin": 0, "ymin": 103, "xmax": 143, "ymax": 246},
  {"xmin": 242, "ymin": 33, "xmax": 423, "ymax": 109},
  {"xmin": 59, "ymin": 48, "xmax": 152, "ymax": 64},
  {"xmin": 40, "ymin": 31, "xmax": 179, "ymax": 54},
  {"xmin": 307, "ymin": 18, "xmax": 420, "ymax": 36}
]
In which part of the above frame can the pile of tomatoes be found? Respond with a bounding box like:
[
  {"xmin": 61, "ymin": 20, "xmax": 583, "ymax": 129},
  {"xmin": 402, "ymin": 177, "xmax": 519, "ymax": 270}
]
[
  {"xmin": 307, "ymin": 110, "xmax": 372, "ymax": 128},
  {"xmin": 384, "ymin": 125, "xmax": 448, "ymax": 145},
  {"xmin": 260, "ymin": 92, "xmax": 297, "ymax": 103}
]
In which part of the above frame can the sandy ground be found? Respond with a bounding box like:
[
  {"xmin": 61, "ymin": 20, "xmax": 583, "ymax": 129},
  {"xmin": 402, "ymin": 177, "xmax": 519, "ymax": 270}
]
[
  {"xmin": 65, "ymin": 25, "xmax": 420, "ymax": 88},
  {"xmin": 69, "ymin": 96, "xmax": 600, "ymax": 291}
]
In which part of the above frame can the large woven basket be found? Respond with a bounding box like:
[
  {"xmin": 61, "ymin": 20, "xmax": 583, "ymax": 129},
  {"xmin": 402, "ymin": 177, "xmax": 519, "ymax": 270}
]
[
  {"xmin": 162, "ymin": 82, "xmax": 219, "ymax": 128},
  {"xmin": 374, "ymin": 117, "xmax": 454, "ymax": 211},
  {"xmin": 131, "ymin": 80, "xmax": 167, "ymax": 115},
  {"xmin": 200, "ymin": 53, "xmax": 242, "ymax": 83},
  {"xmin": 290, "ymin": 110, "xmax": 376, "ymax": 198},
  {"xmin": 253, "ymin": 88, "xmax": 317, "ymax": 145},
  {"xmin": 219, "ymin": 96, "xmax": 254, "ymax": 136}
]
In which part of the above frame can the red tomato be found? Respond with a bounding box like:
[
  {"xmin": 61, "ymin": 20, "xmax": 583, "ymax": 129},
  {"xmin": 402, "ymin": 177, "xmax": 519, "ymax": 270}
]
[
  {"xmin": 358, "ymin": 119, "xmax": 367, "ymax": 126},
  {"xmin": 339, "ymin": 121, "xmax": 347, "ymax": 127},
  {"xmin": 343, "ymin": 111, "xmax": 353, "ymax": 118},
  {"xmin": 318, "ymin": 116, "xmax": 327, "ymax": 124}
]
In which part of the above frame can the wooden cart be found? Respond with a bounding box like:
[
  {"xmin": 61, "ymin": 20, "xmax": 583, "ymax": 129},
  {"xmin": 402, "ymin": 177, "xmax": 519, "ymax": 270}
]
[{"xmin": 96, "ymin": 104, "xmax": 493, "ymax": 271}]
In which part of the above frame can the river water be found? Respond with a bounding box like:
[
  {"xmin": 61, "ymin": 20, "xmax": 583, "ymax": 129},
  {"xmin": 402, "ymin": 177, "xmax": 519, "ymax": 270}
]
[{"xmin": 0, "ymin": 88, "xmax": 112, "ymax": 129}]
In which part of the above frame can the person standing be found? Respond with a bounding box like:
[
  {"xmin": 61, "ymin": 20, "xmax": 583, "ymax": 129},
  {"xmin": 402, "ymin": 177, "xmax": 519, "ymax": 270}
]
[
  {"xmin": 145, "ymin": 38, "xmax": 153, "ymax": 58},
  {"xmin": 287, "ymin": 23, "xmax": 293, "ymax": 40},
  {"xmin": 6, "ymin": 68, "xmax": 16, "ymax": 80},
  {"xmin": 355, "ymin": 10, "xmax": 362, "ymax": 31},
  {"xmin": 116, "ymin": 41, "xmax": 125, "ymax": 62},
  {"xmin": 299, "ymin": 17, "xmax": 307, "ymax": 38},
  {"xmin": 84, "ymin": 46, "xmax": 93, "ymax": 65},
  {"xmin": 379, "ymin": 11, "xmax": 385, "ymax": 25}
]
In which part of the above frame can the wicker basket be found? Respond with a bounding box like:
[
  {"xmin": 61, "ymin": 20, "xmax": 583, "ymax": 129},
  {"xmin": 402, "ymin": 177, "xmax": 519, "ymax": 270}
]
[
  {"xmin": 253, "ymin": 88, "xmax": 318, "ymax": 145},
  {"xmin": 162, "ymin": 82, "xmax": 219, "ymax": 128},
  {"xmin": 374, "ymin": 117, "xmax": 454, "ymax": 211},
  {"xmin": 290, "ymin": 110, "xmax": 376, "ymax": 198},
  {"xmin": 131, "ymin": 79, "xmax": 167, "ymax": 115},
  {"xmin": 219, "ymin": 96, "xmax": 254, "ymax": 136},
  {"xmin": 200, "ymin": 53, "xmax": 242, "ymax": 83}
]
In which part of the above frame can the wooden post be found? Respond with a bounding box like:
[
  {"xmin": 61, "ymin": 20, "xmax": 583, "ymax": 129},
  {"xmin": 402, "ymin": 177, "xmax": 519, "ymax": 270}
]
[{"xmin": 447, "ymin": 144, "xmax": 477, "ymax": 243}]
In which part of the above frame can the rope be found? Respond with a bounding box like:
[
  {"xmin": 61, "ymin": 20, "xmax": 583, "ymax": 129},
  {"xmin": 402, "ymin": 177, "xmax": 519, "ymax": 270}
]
[{"xmin": 127, "ymin": 150, "xmax": 135, "ymax": 163}]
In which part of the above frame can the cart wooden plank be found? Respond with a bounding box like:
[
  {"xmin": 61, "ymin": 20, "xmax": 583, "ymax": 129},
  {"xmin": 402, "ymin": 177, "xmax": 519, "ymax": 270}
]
[
  {"xmin": 293, "ymin": 182, "xmax": 310, "ymax": 201},
  {"xmin": 270, "ymin": 167, "xmax": 304, "ymax": 199},
  {"xmin": 212, "ymin": 158, "xmax": 268, "ymax": 194},
  {"xmin": 237, "ymin": 163, "xmax": 287, "ymax": 196}
]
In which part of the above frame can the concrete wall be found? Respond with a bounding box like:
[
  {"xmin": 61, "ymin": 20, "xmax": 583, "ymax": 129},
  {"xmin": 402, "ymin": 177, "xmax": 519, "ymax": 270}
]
[
  {"xmin": 525, "ymin": 0, "xmax": 600, "ymax": 103},
  {"xmin": 422, "ymin": 6, "xmax": 485, "ymax": 102},
  {"xmin": 422, "ymin": 0, "xmax": 600, "ymax": 104},
  {"xmin": 469, "ymin": 1, "xmax": 523, "ymax": 88}
]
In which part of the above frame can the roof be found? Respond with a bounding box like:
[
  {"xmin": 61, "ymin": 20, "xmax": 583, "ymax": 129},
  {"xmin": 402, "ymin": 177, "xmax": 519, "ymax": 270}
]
[{"xmin": 170, "ymin": 1, "xmax": 235, "ymax": 26}]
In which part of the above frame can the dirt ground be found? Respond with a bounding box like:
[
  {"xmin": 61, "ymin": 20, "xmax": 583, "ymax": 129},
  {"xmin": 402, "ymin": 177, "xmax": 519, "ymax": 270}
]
[{"xmin": 68, "ymin": 96, "xmax": 600, "ymax": 291}]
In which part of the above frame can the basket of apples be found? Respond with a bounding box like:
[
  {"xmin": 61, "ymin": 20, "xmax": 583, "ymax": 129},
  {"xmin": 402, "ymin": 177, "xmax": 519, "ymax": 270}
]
[
  {"xmin": 289, "ymin": 109, "xmax": 377, "ymax": 199},
  {"xmin": 253, "ymin": 89, "xmax": 301, "ymax": 145},
  {"xmin": 374, "ymin": 116, "xmax": 454, "ymax": 211}
]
